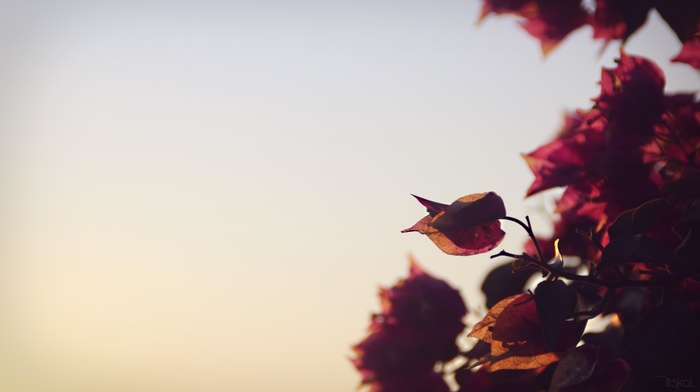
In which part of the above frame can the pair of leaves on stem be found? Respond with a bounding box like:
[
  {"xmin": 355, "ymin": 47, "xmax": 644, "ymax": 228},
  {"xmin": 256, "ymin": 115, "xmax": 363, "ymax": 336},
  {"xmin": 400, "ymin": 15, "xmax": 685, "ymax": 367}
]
[
  {"xmin": 401, "ymin": 192, "xmax": 506, "ymax": 256},
  {"xmin": 468, "ymin": 281, "xmax": 586, "ymax": 372}
]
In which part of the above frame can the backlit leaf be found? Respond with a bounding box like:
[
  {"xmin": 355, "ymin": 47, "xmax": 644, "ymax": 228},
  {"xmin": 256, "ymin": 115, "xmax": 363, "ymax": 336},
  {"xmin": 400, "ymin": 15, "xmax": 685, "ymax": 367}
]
[{"xmin": 402, "ymin": 193, "xmax": 506, "ymax": 256}]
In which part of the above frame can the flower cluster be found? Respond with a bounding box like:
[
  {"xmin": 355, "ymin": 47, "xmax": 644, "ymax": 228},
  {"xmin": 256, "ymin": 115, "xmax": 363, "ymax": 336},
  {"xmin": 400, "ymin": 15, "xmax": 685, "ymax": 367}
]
[
  {"xmin": 479, "ymin": 0, "xmax": 700, "ymax": 68},
  {"xmin": 353, "ymin": 2, "xmax": 700, "ymax": 391},
  {"xmin": 523, "ymin": 49, "xmax": 700, "ymax": 266},
  {"xmin": 352, "ymin": 259, "xmax": 467, "ymax": 392}
]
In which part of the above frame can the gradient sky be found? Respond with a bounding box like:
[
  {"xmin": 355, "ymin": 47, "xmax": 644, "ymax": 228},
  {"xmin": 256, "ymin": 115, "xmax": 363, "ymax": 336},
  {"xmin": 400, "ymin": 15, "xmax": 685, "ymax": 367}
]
[{"xmin": 1, "ymin": 1, "xmax": 698, "ymax": 391}]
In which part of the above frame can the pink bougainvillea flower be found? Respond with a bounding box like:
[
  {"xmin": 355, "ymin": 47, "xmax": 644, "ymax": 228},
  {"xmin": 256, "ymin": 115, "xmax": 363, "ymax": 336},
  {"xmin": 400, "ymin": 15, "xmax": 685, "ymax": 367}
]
[
  {"xmin": 525, "ymin": 51, "xmax": 667, "ymax": 206},
  {"xmin": 672, "ymin": 38, "xmax": 700, "ymax": 69},
  {"xmin": 651, "ymin": 94, "xmax": 700, "ymax": 179},
  {"xmin": 596, "ymin": 50, "xmax": 666, "ymax": 140},
  {"xmin": 402, "ymin": 192, "xmax": 506, "ymax": 256},
  {"xmin": 521, "ymin": 50, "xmax": 696, "ymax": 269},
  {"xmin": 590, "ymin": 0, "xmax": 654, "ymax": 43},
  {"xmin": 480, "ymin": 0, "xmax": 587, "ymax": 55},
  {"xmin": 518, "ymin": 0, "xmax": 588, "ymax": 55},
  {"xmin": 523, "ymin": 109, "xmax": 606, "ymax": 197},
  {"xmin": 478, "ymin": 0, "xmax": 533, "ymax": 20},
  {"xmin": 352, "ymin": 260, "xmax": 467, "ymax": 390},
  {"xmin": 378, "ymin": 259, "xmax": 467, "ymax": 357},
  {"xmin": 352, "ymin": 325, "xmax": 438, "ymax": 384}
]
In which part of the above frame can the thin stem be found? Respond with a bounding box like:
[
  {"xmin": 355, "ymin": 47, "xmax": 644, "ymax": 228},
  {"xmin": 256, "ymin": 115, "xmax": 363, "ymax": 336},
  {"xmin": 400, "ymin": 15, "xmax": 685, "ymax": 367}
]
[
  {"xmin": 493, "ymin": 250, "xmax": 700, "ymax": 288},
  {"xmin": 500, "ymin": 215, "xmax": 546, "ymax": 262},
  {"xmin": 497, "ymin": 215, "xmax": 700, "ymax": 289}
]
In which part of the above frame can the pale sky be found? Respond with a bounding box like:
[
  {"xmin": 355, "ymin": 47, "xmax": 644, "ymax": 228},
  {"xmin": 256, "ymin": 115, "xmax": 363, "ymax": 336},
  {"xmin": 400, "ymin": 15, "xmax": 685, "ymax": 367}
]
[{"xmin": 0, "ymin": 1, "xmax": 697, "ymax": 391}]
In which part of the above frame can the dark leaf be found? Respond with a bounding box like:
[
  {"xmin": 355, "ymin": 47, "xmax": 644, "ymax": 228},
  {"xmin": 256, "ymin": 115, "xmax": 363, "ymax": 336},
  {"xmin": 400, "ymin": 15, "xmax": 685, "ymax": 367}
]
[
  {"xmin": 570, "ymin": 282, "xmax": 604, "ymax": 321},
  {"xmin": 599, "ymin": 234, "xmax": 679, "ymax": 267},
  {"xmin": 430, "ymin": 192, "xmax": 506, "ymax": 230},
  {"xmin": 535, "ymin": 280, "xmax": 573, "ymax": 350},
  {"xmin": 481, "ymin": 262, "xmax": 537, "ymax": 309},
  {"xmin": 549, "ymin": 344, "xmax": 630, "ymax": 392},
  {"xmin": 607, "ymin": 198, "xmax": 666, "ymax": 239}
]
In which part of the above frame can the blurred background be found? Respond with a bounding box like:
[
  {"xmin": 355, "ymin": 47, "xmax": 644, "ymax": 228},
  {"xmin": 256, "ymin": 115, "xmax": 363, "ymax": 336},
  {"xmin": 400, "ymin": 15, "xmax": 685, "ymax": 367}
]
[{"xmin": 0, "ymin": 1, "xmax": 697, "ymax": 391}]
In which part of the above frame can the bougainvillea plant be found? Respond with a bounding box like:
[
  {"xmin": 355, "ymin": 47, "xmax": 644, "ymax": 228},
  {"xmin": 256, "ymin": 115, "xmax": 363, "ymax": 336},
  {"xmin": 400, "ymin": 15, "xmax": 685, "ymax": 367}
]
[{"xmin": 352, "ymin": 1, "xmax": 700, "ymax": 391}]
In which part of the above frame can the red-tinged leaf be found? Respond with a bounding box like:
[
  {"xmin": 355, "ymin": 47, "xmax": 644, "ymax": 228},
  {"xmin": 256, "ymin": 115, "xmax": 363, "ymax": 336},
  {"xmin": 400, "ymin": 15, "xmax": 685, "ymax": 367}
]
[
  {"xmin": 401, "ymin": 215, "xmax": 432, "ymax": 235},
  {"xmin": 469, "ymin": 294, "xmax": 526, "ymax": 343},
  {"xmin": 402, "ymin": 193, "xmax": 506, "ymax": 256},
  {"xmin": 425, "ymin": 222, "xmax": 506, "ymax": 256},
  {"xmin": 549, "ymin": 344, "xmax": 630, "ymax": 392},
  {"xmin": 469, "ymin": 294, "xmax": 585, "ymax": 372},
  {"xmin": 410, "ymin": 194, "xmax": 448, "ymax": 216},
  {"xmin": 535, "ymin": 280, "xmax": 574, "ymax": 350},
  {"xmin": 491, "ymin": 294, "xmax": 540, "ymax": 346}
]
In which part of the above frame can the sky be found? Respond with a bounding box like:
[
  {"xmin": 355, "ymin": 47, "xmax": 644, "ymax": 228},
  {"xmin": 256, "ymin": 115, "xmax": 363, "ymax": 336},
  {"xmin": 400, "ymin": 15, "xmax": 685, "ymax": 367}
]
[{"xmin": 0, "ymin": 1, "xmax": 698, "ymax": 391}]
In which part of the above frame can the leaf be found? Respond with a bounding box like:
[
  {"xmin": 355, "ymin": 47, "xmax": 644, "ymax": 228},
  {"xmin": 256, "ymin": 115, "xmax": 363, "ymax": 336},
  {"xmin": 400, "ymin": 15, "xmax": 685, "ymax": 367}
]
[
  {"xmin": 410, "ymin": 194, "xmax": 448, "ymax": 216},
  {"xmin": 489, "ymin": 351, "xmax": 561, "ymax": 372},
  {"xmin": 491, "ymin": 294, "xmax": 542, "ymax": 348},
  {"xmin": 481, "ymin": 262, "xmax": 537, "ymax": 309},
  {"xmin": 570, "ymin": 282, "xmax": 603, "ymax": 321},
  {"xmin": 430, "ymin": 192, "xmax": 506, "ymax": 231},
  {"xmin": 599, "ymin": 234, "xmax": 679, "ymax": 267},
  {"xmin": 469, "ymin": 293, "xmax": 586, "ymax": 372},
  {"xmin": 607, "ymin": 198, "xmax": 666, "ymax": 239},
  {"xmin": 468, "ymin": 294, "xmax": 524, "ymax": 343},
  {"xmin": 549, "ymin": 344, "xmax": 630, "ymax": 392},
  {"xmin": 402, "ymin": 193, "xmax": 506, "ymax": 256},
  {"xmin": 534, "ymin": 280, "xmax": 573, "ymax": 350}
]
